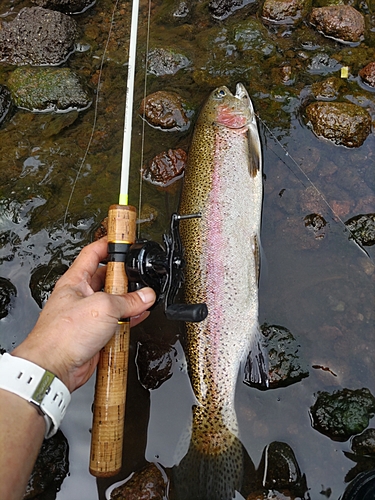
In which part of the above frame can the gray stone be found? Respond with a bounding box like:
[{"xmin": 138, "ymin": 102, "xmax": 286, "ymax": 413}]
[{"xmin": 0, "ymin": 7, "xmax": 77, "ymax": 66}]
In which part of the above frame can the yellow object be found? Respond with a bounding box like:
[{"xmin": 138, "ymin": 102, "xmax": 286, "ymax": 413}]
[
  {"xmin": 341, "ymin": 66, "xmax": 349, "ymax": 78},
  {"xmin": 118, "ymin": 193, "xmax": 128, "ymax": 205}
]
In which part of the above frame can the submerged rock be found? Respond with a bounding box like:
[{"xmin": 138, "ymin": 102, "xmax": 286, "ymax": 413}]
[
  {"xmin": 311, "ymin": 76, "xmax": 346, "ymax": 100},
  {"xmin": 29, "ymin": 264, "xmax": 68, "ymax": 308},
  {"xmin": 0, "ymin": 7, "xmax": 77, "ymax": 66},
  {"xmin": 341, "ymin": 470, "xmax": 375, "ymax": 500},
  {"xmin": 136, "ymin": 340, "xmax": 177, "ymax": 390},
  {"xmin": 172, "ymin": 0, "xmax": 190, "ymax": 18},
  {"xmin": 208, "ymin": 0, "xmax": 255, "ymax": 20},
  {"xmin": 307, "ymin": 53, "xmax": 342, "ymax": 75},
  {"xmin": 253, "ymin": 442, "xmax": 309, "ymax": 499},
  {"xmin": 141, "ymin": 148, "xmax": 186, "ymax": 187},
  {"xmin": 24, "ymin": 430, "xmax": 69, "ymax": 499},
  {"xmin": 359, "ymin": 62, "xmax": 375, "ymax": 88},
  {"xmin": 309, "ymin": 6, "xmax": 365, "ymax": 44},
  {"xmin": 8, "ymin": 67, "xmax": 91, "ymax": 113},
  {"xmin": 352, "ymin": 428, "xmax": 375, "ymax": 456},
  {"xmin": 310, "ymin": 388, "xmax": 375, "ymax": 441},
  {"xmin": 39, "ymin": 111, "xmax": 79, "ymax": 137},
  {"xmin": 262, "ymin": 0, "xmax": 312, "ymax": 24},
  {"xmin": 0, "ymin": 277, "xmax": 17, "ymax": 319},
  {"xmin": 31, "ymin": 0, "xmax": 95, "ymax": 14},
  {"xmin": 138, "ymin": 204, "xmax": 158, "ymax": 227},
  {"xmin": 0, "ymin": 85, "xmax": 12, "ymax": 127},
  {"xmin": 345, "ymin": 214, "xmax": 375, "ymax": 246},
  {"xmin": 305, "ymin": 101, "xmax": 371, "ymax": 148},
  {"xmin": 147, "ymin": 48, "xmax": 191, "ymax": 76},
  {"xmin": 139, "ymin": 91, "xmax": 193, "ymax": 132},
  {"xmin": 110, "ymin": 462, "xmax": 168, "ymax": 500},
  {"xmin": 304, "ymin": 213, "xmax": 327, "ymax": 240},
  {"xmin": 344, "ymin": 429, "xmax": 375, "ymax": 483},
  {"xmin": 244, "ymin": 324, "xmax": 309, "ymax": 389},
  {"xmin": 233, "ymin": 19, "xmax": 276, "ymax": 56},
  {"xmin": 193, "ymin": 19, "xmax": 276, "ymax": 86}
]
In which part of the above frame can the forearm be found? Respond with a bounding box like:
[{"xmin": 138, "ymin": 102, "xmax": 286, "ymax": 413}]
[
  {"xmin": 0, "ymin": 389, "xmax": 45, "ymax": 500},
  {"xmin": 0, "ymin": 239, "xmax": 156, "ymax": 499}
]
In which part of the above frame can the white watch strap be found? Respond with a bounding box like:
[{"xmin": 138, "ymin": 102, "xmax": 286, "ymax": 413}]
[{"xmin": 0, "ymin": 352, "xmax": 71, "ymax": 438}]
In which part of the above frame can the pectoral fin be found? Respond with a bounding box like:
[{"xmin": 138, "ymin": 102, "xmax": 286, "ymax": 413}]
[{"xmin": 247, "ymin": 122, "xmax": 261, "ymax": 178}]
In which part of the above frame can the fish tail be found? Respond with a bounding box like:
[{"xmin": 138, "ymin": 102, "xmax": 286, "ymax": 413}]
[{"xmin": 172, "ymin": 407, "xmax": 248, "ymax": 500}]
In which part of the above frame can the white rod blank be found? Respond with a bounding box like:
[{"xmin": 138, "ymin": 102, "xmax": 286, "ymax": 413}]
[{"xmin": 119, "ymin": 0, "xmax": 140, "ymax": 206}]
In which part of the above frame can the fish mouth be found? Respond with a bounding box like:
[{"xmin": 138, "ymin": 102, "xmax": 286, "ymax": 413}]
[
  {"xmin": 235, "ymin": 82, "xmax": 256, "ymax": 120},
  {"xmin": 235, "ymin": 82, "xmax": 249, "ymax": 100}
]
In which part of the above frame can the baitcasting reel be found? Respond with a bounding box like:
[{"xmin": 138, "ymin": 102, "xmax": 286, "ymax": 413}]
[{"xmin": 125, "ymin": 213, "xmax": 207, "ymax": 323}]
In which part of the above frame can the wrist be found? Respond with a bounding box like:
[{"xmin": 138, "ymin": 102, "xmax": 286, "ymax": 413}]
[
  {"xmin": 0, "ymin": 353, "xmax": 71, "ymax": 438},
  {"xmin": 12, "ymin": 336, "xmax": 70, "ymax": 391}
]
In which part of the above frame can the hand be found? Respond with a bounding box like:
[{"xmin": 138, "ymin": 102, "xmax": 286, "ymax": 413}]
[{"xmin": 12, "ymin": 238, "xmax": 156, "ymax": 392}]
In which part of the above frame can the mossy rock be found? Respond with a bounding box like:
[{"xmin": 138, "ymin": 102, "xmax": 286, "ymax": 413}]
[
  {"xmin": 310, "ymin": 388, "xmax": 375, "ymax": 441},
  {"xmin": 8, "ymin": 67, "xmax": 91, "ymax": 113},
  {"xmin": 305, "ymin": 101, "xmax": 371, "ymax": 147}
]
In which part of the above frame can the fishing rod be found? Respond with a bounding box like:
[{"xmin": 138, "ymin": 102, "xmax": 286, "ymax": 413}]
[
  {"xmin": 89, "ymin": 0, "xmax": 207, "ymax": 477},
  {"xmin": 88, "ymin": 0, "xmax": 140, "ymax": 477}
]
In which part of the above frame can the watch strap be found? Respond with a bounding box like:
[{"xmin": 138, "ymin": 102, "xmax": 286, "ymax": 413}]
[{"xmin": 0, "ymin": 352, "xmax": 71, "ymax": 438}]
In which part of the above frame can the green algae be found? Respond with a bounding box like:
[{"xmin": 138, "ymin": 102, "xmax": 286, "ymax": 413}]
[{"xmin": 8, "ymin": 67, "xmax": 91, "ymax": 112}]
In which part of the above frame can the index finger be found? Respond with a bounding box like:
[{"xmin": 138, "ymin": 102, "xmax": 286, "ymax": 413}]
[{"xmin": 56, "ymin": 238, "xmax": 108, "ymax": 288}]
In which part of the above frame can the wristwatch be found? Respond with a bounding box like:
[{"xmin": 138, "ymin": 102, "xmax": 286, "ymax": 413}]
[{"xmin": 0, "ymin": 352, "xmax": 71, "ymax": 438}]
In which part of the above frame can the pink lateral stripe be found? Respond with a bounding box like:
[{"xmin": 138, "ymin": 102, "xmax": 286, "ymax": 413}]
[{"xmin": 204, "ymin": 131, "xmax": 227, "ymax": 387}]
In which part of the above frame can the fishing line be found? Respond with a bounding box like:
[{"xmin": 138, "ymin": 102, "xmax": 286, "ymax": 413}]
[
  {"xmin": 257, "ymin": 114, "xmax": 369, "ymax": 255},
  {"xmin": 137, "ymin": 0, "xmax": 152, "ymax": 239},
  {"xmin": 63, "ymin": 0, "xmax": 121, "ymax": 225},
  {"xmin": 258, "ymin": 115, "xmax": 342, "ymax": 221}
]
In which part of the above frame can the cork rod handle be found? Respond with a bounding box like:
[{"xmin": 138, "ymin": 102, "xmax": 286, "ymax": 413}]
[{"xmin": 89, "ymin": 204, "xmax": 137, "ymax": 477}]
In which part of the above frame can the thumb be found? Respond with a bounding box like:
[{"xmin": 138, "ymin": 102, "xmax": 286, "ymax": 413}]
[{"xmin": 117, "ymin": 287, "xmax": 156, "ymax": 319}]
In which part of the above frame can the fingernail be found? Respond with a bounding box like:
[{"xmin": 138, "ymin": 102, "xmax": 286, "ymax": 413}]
[{"xmin": 136, "ymin": 287, "xmax": 155, "ymax": 304}]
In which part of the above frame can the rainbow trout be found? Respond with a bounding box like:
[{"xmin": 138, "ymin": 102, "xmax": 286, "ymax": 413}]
[{"xmin": 174, "ymin": 83, "xmax": 267, "ymax": 499}]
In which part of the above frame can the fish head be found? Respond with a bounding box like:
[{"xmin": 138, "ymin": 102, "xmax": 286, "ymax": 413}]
[{"xmin": 201, "ymin": 83, "xmax": 255, "ymax": 130}]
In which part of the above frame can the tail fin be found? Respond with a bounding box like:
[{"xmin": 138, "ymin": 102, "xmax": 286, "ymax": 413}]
[
  {"xmin": 172, "ymin": 407, "xmax": 255, "ymax": 500},
  {"xmin": 173, "ymin": 434, "xmax": 243, "ymax": 500}
]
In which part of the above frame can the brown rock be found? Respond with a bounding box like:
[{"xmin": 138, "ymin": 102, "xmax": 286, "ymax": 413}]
[
  {"xmin": 110, "ymin": 462, "xmax": 168, "ymax": 500},
  {"xmin": 359, "ymin": 62, "xmax": 375, "ymax": 88},
  {"xmin": 309, "ymin": 5, "xmax": 365, "ymax": 43},
  {"xmin": 305, "ymin": 101, "xmax": 371, "ymax": 148},
  {"xmin": 141, "ymin": 148, "xmax": 187, "ymax": 186},
  {"xmin": 262, "ymin": 0, "xmax": 311, "ymax": 24},
  {"xmin": 139, "ymin": 91, "xmax": 192, "ymax": 131}
]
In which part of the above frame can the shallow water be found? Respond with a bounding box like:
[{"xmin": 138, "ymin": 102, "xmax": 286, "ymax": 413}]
[{"xmin": 0, "ymin": 0, "xmax": 374, "ymax": 498}]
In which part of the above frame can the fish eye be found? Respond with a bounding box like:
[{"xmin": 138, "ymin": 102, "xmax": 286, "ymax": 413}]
[{"xmin": 215, "ymin": 88, "xmax": 227, "ymax": 99}]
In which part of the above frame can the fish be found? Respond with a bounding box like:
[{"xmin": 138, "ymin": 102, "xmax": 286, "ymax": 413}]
[{"xmin": 173, "ymin": 83, "xmax": 267, "ymax": 500}]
